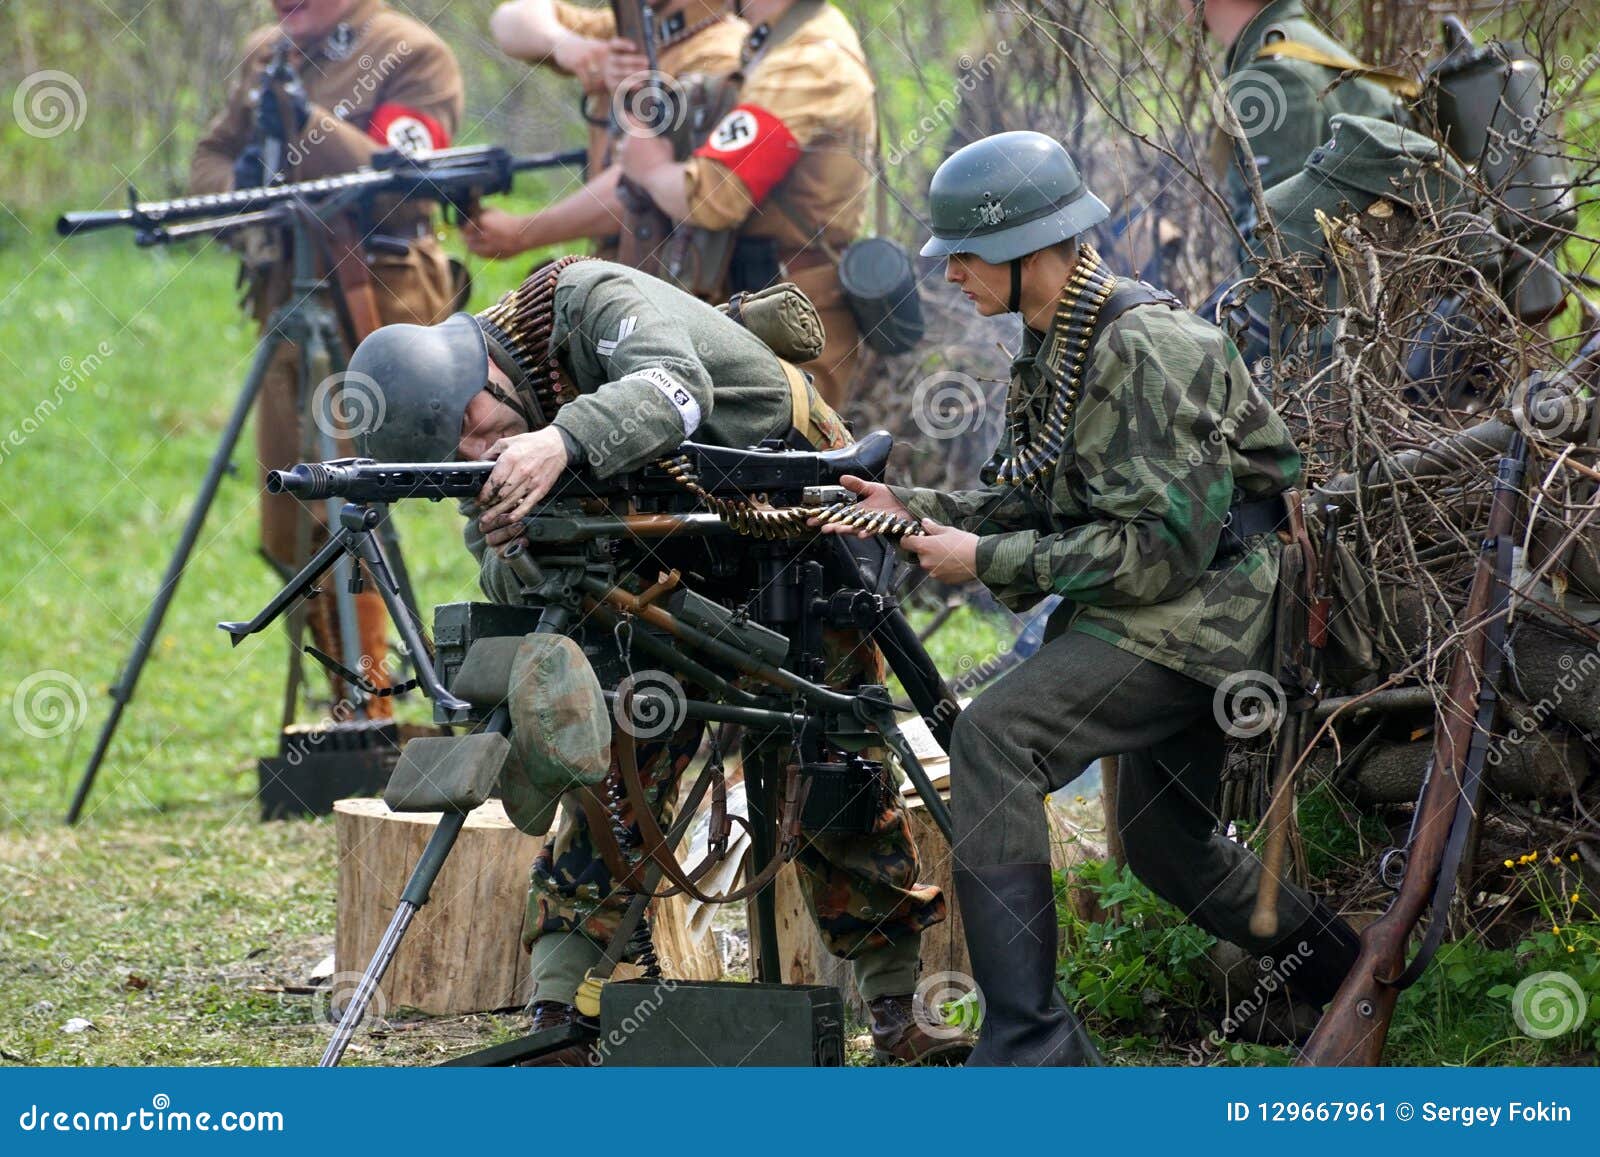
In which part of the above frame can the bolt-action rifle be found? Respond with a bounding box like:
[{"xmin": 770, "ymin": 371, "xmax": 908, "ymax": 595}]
[
  {"xmin": 612, "ymin": 0, "xmax": 675, "ymax": 275},
  {"xmin": 1298, "ymin": 375, "xmax": 1541, "ymax": 1065}
]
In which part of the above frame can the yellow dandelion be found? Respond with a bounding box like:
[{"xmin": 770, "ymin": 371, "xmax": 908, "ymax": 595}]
[
  {"xmin": 1573, "ymin": 893, "xmax": 1582, "ymax": 903},
  {"xmin": 1572, "ymin": 853, "xmax": 1581, "ymax": 862},
  {"xmin": 1552, "ymin": 925, "xmax": 1562, "ymax": 935},
  {"xmin": 1504, "ymin": 859, "xmax": 1515, "ymax": 868}
]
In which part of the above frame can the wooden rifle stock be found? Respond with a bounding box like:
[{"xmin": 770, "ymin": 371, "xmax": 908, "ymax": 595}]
[
  {"xmin": 612, "ymin": 0, "xmax": 674, "ymax": 275},
  {"xmin": 1298, "ymin": 425, "xmax": 1528, "ymax": 1066}
]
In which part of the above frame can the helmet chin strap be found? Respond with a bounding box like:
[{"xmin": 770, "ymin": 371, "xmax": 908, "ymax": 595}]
[{"xmin": 1008, "ymin": 257, "xmax": 1023, "ymax": 313}]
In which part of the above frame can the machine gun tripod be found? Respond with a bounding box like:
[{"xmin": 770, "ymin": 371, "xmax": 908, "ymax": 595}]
[{"xmin": 60, "ymin": 143, "xmax": 586, "ymax": 824}]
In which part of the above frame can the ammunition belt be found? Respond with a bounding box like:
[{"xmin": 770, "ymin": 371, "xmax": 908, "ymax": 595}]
[{"xmin": 658, "ymin": 454, "xmax": 925, "ymax": 541}]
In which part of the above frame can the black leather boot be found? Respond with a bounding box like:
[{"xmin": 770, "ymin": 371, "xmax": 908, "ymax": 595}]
[
  {"xmin": 1271, "ymin": 897, "xmax": 1361, "ymax": 1007},
  {"xmin": 955, "ymin": 863, "xmax": 1103, "ymax": 1066}
]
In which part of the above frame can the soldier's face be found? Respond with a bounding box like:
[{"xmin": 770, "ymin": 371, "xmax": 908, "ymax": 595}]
[
  {"xmin": 458, "ymin": 367, "xmax": 530, "ymax": 460},
  {"xmin": 273, "ymin": 0, "xmax": 355, "ymax": 43},
  {"xmin": 944, "ymin": 253, "xmax": 1012, "ymax": 317}
]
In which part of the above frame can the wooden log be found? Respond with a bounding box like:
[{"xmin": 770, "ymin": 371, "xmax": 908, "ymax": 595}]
[
  {"xmin": 1313, "ymin": 730, "xmax": 1588, "ymax": 804},
  {"xmin": 334, "ymin": 799, "xmax": 723, "ymax": 1017},
  {"xmin": 334, "ymin": 798, "xmax": 541, "ymax": 1016}
]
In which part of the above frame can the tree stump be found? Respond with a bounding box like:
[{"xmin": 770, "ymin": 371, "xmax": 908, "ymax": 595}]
[
  {"xmin": 334, "ymin": 799, "xmax": 722, "ymax": 1016},
  {"xmin": 334, "ymin": 798, "xmax": 541, "ymax": 1016}
]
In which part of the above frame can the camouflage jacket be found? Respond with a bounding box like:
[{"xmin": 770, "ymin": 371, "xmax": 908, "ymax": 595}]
[
  {"xmin": 1221, "ymin": 0, "xmax": 1400, "ymax": 239},
  {"xmin": 890, "ymin": 284, "xmax": 1303, "ymax": 687}
]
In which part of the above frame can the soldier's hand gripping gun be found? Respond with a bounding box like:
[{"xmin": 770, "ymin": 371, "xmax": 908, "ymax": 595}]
[{"xmin": 56, "ymin": 144, "xmax": 587, "ymax": 246}]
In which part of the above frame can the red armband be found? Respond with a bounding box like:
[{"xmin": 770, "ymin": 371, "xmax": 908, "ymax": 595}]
[
  {"xmin": 693, "ymin": 104, "xmax": 800, "ymax": 205},
  {"xmin": 367, "ymin": 103, "xmax": 450, "ymax": 156}
]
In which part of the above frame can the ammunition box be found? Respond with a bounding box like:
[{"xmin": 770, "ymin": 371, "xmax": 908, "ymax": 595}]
[{"xmin": 596, "ymin": 981, "xmax": 844, "ymax": 1066}]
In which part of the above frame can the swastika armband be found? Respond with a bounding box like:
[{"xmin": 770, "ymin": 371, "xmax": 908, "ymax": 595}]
[
  {"xmin": 693, "ymin": 103, "xmax": 800, "ymax": 204},
  {"xmin": 367, "ymin": 103, "xmax": 450, "ymax": 156}
]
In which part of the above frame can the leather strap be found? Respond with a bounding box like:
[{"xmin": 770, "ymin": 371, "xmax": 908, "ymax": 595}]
[
  {"xmin": 782, "ymin": 359, "xmax": 831, "ymax": 449},
  {"xmin": 1254, "ymin": 39, "xmax": 1421, "ymax": 98}
]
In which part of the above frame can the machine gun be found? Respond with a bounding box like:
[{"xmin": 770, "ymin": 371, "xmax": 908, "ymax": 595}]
[
  {"xmin": 222, "ymin": 431, "xmax": 962, "ymax": 1066},
  {"xmin": 56, "ymin": 143, "xmax": 587, "ymax": 246}
]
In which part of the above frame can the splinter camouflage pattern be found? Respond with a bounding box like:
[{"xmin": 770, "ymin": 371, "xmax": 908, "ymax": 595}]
[{"xmin": 891, "ymin": 285, "xmax": 1302, "ymax": 687}]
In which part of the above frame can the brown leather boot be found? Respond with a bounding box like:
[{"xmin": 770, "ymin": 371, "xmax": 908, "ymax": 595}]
[
  {"xmin": 515, "ymin": 1001, "xmax": 599, "ymax": 1068},
  {"xmin": 868, "ymin": 994, "xmax": 974, "ymax": 1066}
]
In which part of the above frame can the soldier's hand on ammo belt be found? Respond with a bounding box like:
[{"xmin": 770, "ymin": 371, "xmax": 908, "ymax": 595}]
[
  {"xmin": 477, "ymin": 427, "xmax": 573, "ymax": 547},
  {"xmin": 810, "ymin": 475, "xmax": 913, "ymax": 539}
]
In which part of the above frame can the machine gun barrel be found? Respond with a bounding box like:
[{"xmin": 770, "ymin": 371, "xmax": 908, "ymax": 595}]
[
  {"xmin": 55, "ymin": 145, "xmax": 587, "ymax": 238},
  {"xmin": 267, "ymin": 459, "xmax": 495, "ymax": 503}
]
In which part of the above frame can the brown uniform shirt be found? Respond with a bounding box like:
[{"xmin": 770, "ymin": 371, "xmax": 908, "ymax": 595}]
[
  {"xmin": 542, "ymin": 2, "xmax": 748, "ymax": 176},
  {"xmin": 190, "ymin": 0, "xmax": 463, "ymax": 211},
  {"xmin": 683, "ymin": 1, "xmax": 874, "ymax": 251}
]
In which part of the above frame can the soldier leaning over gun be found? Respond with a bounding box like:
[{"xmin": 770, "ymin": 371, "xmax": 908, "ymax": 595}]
[
  {"xmin": 190, "ymin": 0, "xmax": 464, "ymax": 710},
  {"xmin": 829, "ymin": 132, "xmax": 1362, "ymax": 1066},
  {"xmin": 467, "ymin": 0, "xmax": 747, "ymax": 263},
  {"xmin": 1191, "ymin": 0, "xmax": 1404, "ymax": 244},
  {"xmin": 346, "ymin": 258, "xmax": 965, "ymax": 1065}
]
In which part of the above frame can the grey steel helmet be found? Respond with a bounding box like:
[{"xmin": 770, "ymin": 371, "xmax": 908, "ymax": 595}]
[
  {"xmin": 921, "ymin": 131, "xmax": 1110, "ymax": 263},
  {"xmin": 347, "ymin": 312, "xmax": 488, "ymax": 462}
]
